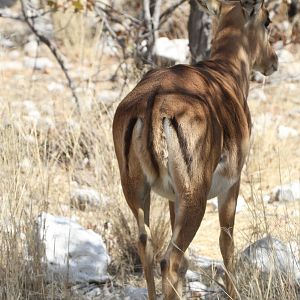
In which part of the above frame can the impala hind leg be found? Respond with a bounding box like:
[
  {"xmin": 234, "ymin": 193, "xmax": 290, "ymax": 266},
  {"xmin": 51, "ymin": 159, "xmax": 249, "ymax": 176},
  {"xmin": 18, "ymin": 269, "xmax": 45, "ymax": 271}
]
[
  {"xmin": 121, "ymin": 177, "xmax": 156, "ymax": 300},
  {"xmin": 218, "ymin": 180, "xmax": 240, "ymax": 299},
  {"xmin": 161, "ymin": 194, "xmax": 207, "ymax": 299}
]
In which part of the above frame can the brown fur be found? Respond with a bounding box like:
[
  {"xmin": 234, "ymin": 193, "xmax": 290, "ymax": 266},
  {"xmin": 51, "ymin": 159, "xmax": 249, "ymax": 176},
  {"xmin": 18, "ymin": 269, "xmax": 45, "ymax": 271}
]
[{"xmin": 113, "ymin": 1, "xmax": 278, "ymax": 299}]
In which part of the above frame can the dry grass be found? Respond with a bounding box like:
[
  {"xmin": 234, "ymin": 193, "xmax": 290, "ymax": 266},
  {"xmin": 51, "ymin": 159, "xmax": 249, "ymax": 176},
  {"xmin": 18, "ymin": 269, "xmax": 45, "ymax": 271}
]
[{"xmin": 0, "ymin": 4, "xmax": 299, "ymax": 300}]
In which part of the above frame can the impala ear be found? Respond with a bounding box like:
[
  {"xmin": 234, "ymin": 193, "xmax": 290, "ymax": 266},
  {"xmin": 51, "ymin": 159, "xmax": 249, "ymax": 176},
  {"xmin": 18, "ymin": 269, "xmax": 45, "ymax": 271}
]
[
  {"xmin": 194, "ymin": 0, "xmax": 222, "ymax": 16},
  {"xmin": 240, "ymin": 0, "xmax": 264, "ymax": 17}
]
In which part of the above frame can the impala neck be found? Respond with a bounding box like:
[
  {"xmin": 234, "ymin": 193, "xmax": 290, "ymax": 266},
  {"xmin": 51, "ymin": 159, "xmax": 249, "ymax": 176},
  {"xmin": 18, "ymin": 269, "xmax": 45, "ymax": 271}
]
[{"xmin": 209, "ymin": 4, "xmax": 252, "ymax": 100}]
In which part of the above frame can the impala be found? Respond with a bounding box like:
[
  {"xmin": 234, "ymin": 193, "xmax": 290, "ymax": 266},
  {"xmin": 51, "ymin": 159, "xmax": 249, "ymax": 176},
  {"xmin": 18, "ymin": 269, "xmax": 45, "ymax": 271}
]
[{"xmin": 113, "ymin": 0, "xmax": 278, "ymax": 299}]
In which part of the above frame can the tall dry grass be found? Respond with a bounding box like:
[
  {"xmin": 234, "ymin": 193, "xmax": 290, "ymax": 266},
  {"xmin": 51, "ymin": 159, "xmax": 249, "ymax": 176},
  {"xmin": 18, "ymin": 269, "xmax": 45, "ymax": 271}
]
[{"xmin": 0, "ymin": 3, "xmax": 299, "ymax": 299}]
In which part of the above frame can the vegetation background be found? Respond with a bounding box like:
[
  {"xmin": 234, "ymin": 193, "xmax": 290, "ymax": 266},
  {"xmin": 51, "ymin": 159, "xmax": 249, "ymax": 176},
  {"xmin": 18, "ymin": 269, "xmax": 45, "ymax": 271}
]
[{"xmin": 0, "ymin": 0, "xmax": 299, "ymax": 299}]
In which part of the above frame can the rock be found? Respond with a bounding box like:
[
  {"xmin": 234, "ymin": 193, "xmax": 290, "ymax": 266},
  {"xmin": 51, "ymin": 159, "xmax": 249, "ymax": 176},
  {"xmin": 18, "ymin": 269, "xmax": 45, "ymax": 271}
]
[
  {"xmin": 186, "ymin": 270, "xmax": 201, "ymax": 282},
  {"xmin": 236, "ymin": 195, "xmax": 247, "ymax": 213},
  {"xmin": 0, "ymin": 0, "xmax": 17, "ymax": 8},
  {"xmin": 251, "ymin": 71, "xmax": 265, "ymax": 83},
  {"xmin": 253, "ymin": 113, "xmax": 274, "ymax": 133},
  {"xmin": 37, "ymin": 212, "xmax": 111, "ymax": 284},
  {"xmin": 276, "ymin": 49, "xmax": 295, "ymax": 64},
  {"xmin": 0, "ymin": 61, "xmax": 23, "ymax": 71},
  {"xmin": 206, "ymin": 195, "xmax": 246, "ymax": 213},
  {"xmin": 241, "ymin": 236, "xmax": 299, "ymax": 276},
  {"xmin": 37, "ymin": 116, "xmax": 55, "ymax": 132},
  {"xmin": 248, "ymin": 88, "xmax": 267, "ymax": 102},
  {"xmin": 123, "ymin": 286, "xmax": 148, "ymax": 300},
  {"xmin": 24, "ymin": 56, "xmax": 53, "ymax": 70},
  {"xmin": 271, "ymin": 181, "xmax": 300, "ymax": 202},
  {"xmin": 9, "ymin": 50, "xmax": 20, "ymax": 59},
  {"xmin": 188, "ymin": 281, "xmax": 208, "ymax": 291},
  {"xmin": 97, "ymin": 90, "xmax": 119, "ymax": 106},
  {"xmin": 0, "ymin": 37, "xmax": 14, "ymax": 48},
  {"xmin": 262, "ymin": 194, "xmax": 271, "ymax": 203},
  {"xmin": 277, "ymin": 125, "xmax": 299, "ymax": 139},
  {"xmin": 70, "ymin": 182, "xmax": 108, "ymax": 210},
  {"xmin": 206, "ymin": 197, "xmax": 218, "ymax": 212},
  {"xmin": 154, "ymin": 37, "xmax": 190, "ymax": 64},
  {"xmin": 189, "ymin": 252, "xmax": 224, "ymax": 277},
  {"xmin": 47, "ymin": 82, "xmax": 64, "ymax": 92},
  {"xmin": 19, "ymin": 157, "xmax": 32, "ymax": 173},
  {"xmin": 24, "ymin": 40, "xmax": 39, "ymax": 57}
]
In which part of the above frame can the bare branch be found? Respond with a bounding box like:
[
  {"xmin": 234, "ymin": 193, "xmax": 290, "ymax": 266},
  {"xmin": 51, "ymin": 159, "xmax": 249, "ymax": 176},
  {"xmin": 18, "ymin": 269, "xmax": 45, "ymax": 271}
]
[
  {"xmin": 19, "ymin": 1, "xmax": 81, "ymax": 113},
  {"xmin": 159, "ymin": 0, "xmax": 187, "ymax": 28}
]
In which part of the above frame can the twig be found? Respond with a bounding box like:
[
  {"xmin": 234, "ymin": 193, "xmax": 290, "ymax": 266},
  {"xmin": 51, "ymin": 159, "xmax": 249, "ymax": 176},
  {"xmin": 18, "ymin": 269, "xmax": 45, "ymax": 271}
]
[
  {"xmin": 19, "ymin": 1, "xmax": 81, "ymax": 113},
  {"xmin": 159, "ymin": 0, "xmax": 187, "ymax": 28},
  {"xmin": 0, "ymin": 7, "xmax": 53, "ymax": 21}
]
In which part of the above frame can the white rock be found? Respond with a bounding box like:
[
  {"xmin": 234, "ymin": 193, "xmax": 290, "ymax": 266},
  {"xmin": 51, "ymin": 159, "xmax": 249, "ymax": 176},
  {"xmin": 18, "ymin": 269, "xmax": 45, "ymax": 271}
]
[
  {"xmin": 154, "ymin": 37, "xmax": 189, "ymax": 63},
  {"xmin": 236, "ymin": 195, "xmax": 247, "ymax": 213},
  {"xmin": 19, "ymin": 157, "xmax": 32, "ymax": 173},
  {"xmin": 189, "ymin": 253, "xmax": 223, "ymax": 271},
  {"xmin": 0, "ymin": 61, "xmax": 23, "ymax": 71},
  {"xmin": 23, "ymin": 100, "xmax": 36, "ymax": 112},
  {"xmin": 0, "ymin": 0, "xmax": 17, "ymax": 8},
  {"xmin": 9, "ymin": 50, "xmax": 20, "ymax": 59},
  {"xmin": 253, "ymin": 113, "xmax": 273, "ymax": 133},
  {"xmin": 24, "ymin": 40, "xmax": 39, "ymax": 57},
  {"xmin": 262, "ymin": 194, "xmax": 271, "ymax": 203},
  {"xmin": 186, "ymin": 270, "xmax": 201, "ymax": 282},
  {"xmin": 0, "ymin": 36, "xmax": 14, "ymax": 48},
  {"xmin": 241, "ymin": 236, "xmax": 299, "ymax": 276},
  {"xmin": 252, "ymin": 71, "xmax": 265, "ymax": 83},
  {"xmin": 276, "ymin": 49, "xmax": 295, "ymax": 64},
  {"xmin": 188, "ymin": 281, "xmax": 208, "ymax": 292},
  {"xmin": 248, "ymin": 88, "xmax": 267, "ymax": 102},
  {"xmin": 207, "ymin": 195, "xmax": 246, "ymax": 213},
  {"xmin": 24, "ymin": 56, "xmax": 53, "ymax": 70},
  {"xmin": 97, "ymin": 90, "xmax": 119, "ymax": 106},
  {"xmin": 70, "ymin": 184, "xmax": 108, "ymax": 209},
  {"xmin": 37, "ymin": 116, "xmax": 55, "ymax": 131},
  {"xmin": 272, "ymin": 181, "xmax": 300, "ymax": 202},
  {"xmin": 277, "ymin": 125, "xmax": 299, "ymax": 139},
  {"xmin": 38, "ymin": 212, "xmax": 111, "ymax": 284},
  {"xmin": 47, "ymin": 82, "xmax": 64, "ymax": 92},
  {"xmin": 124, "ymin": 286, "xmax": 148, "ymax": 300}
]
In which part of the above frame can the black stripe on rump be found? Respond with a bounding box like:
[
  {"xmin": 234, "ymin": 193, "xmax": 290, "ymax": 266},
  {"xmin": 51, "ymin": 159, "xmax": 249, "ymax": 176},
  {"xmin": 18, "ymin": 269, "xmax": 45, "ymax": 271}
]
[
  {"xmin": 146, "ymin": 92, "xmax": 160, "ymax": 175},
  {"xmin": 169, "ymin": 116, "xmax": 192, "ymax": 175},
  {"xmin": 124, "ymin": 117, "xmax": 138, "ymax": 171}
]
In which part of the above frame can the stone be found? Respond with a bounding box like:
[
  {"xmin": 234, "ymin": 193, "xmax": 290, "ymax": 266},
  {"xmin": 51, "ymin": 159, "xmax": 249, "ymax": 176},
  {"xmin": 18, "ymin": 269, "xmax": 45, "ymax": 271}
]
[
  {"xmin": 272, "ymin": 181, "xmax": 300, "ymax": 202},
  {"xmin": 277, "ymin": 125, "xmax": 299, "ymax": 139},
  {"xmin": 123, "ymin": 286, "xmax": 148, "ymax": 300},
  {"xmin": 186, "ymin": 269, "xmax": 202, "ymax": 282},
  {"xmin": 70, "ymin": 182, "xmax": 109, "ymax": 210},
  {"xmin": 241, "ymin": 236, "xmax": 299, "ymax": 276},
  {"xmin": 0, "ymin": 0, "xmax": 17, "ymax": 8},
  {"xmin": 206, "ymin": 195, "xmax": 246, "ymax": 213},
  {"xmin": 276, "ymin": 49, "xmax": 295, "ymax": 64},
  {"xmin": 97, "ymin": 90, "xmax": 119, "ymax": 106},
  {"xmin": 24, "ymin": 40, "xmax": 39, "ymax": 57},
  {"xmin": 0, "ymin": 61, "xmax": 23, "ymax": 71},
  {"xmin": 0, "ymin": 36, "xmax": 14, "ymax": 48},
  {"xmin": 47, "ymin": 82, "xmax": 64, "ymax": 92},
  {"xmin": 236, "ymin": 195, "xmax": 247, "ymax": 213},
  {"xmin": 19, "ymin": 157, "xmax": 32, "ymax": 173},
  {"xmin": 248, "ymin": 88, "xmax": 267, "ymax": 102},
  {"xmin": 154, "ymin": 37, "xmax": 190, "ymax": 64},
  {"xmin": 37, "ymin": 212, "xmax": 111, "ymax": 284},
  {"xmin": 188, "ymin": 281, "xmax": 208, "ymax": 291},
  {"xmin": 24, "ymin": 56, "xmax": 53, "ymax": 70}
]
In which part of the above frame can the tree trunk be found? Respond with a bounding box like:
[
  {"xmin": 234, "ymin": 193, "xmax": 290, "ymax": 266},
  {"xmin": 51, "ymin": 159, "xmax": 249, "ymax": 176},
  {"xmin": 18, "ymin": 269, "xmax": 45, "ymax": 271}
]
[{"xmin": 188, "ymin": 0, "xmax": 212, "ymax": 63}]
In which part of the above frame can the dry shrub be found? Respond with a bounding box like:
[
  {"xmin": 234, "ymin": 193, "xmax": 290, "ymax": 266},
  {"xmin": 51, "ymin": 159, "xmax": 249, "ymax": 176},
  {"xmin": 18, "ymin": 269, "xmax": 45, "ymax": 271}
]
[
  {"xmin": 105, "ymin": 197, "xmax": 171, "ymax": 281},
  {"xmin": 236, "ymin": 258, "xmax": 299, "ymax": 300}
]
